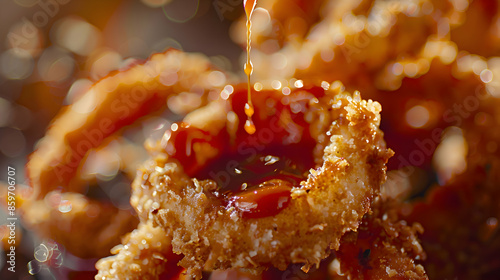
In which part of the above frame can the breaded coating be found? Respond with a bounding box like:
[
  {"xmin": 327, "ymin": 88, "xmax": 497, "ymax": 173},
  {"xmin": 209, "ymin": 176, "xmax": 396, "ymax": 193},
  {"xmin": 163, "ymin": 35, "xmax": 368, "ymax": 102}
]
[
  {"xmin": 97, "ymin": 86, "xmax": 392, "ymax": 279},
  {"xmin": 96, "ymin": 221, "xmax": 183, "ymax": 280},
  {"xmin": 197, "ymin": 197, "xmax": 429, "ymax": 280},
  {"xmin": 332, "ymin": 197, "xmax": 428, "ymax": 279}
]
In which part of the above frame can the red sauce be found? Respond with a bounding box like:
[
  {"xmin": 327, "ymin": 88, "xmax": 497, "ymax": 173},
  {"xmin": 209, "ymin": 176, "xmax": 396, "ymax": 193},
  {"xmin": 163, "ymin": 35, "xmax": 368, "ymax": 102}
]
[
  {"xmin": 163, "ymin": 122, "xmax": 224, "ymax": 176},
  {"xmin": 157, "ymin": 252, "xmax": 185, "ymax": 280},
  {"xmin": 230, "ymin": 182, "xmax": 292, "ymax": 218},
  {"xmin": 165, "ymin": 86, "xmax": 325, "ymax": 218}
]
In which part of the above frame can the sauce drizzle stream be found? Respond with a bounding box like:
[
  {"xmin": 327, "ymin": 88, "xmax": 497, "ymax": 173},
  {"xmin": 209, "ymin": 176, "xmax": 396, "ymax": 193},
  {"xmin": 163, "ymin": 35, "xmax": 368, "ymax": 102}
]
[{"xmin": 244, "ymin": 0, "xmax": 257, "ymax": 135}]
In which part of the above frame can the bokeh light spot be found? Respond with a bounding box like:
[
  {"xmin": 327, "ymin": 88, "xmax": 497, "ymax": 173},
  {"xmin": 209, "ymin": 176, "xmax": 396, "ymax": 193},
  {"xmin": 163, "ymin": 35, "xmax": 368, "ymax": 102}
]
[{"xmin": 405, "ymin": 105, "xmax": 430, "ymax": 128}]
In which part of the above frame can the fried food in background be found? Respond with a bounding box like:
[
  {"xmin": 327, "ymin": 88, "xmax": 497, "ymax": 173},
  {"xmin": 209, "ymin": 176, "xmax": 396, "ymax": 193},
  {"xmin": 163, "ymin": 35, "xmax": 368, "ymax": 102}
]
[
  {"xmin": 18, "ymin": 49, "xmax": 227, "ymax": 259},
  {"xmin": 239, "ymin": 3, "xmax": 500, "ymax": 278},
  {"xmin": 402, "ymin": 159, "xmax": 500, "ymax": 279}
]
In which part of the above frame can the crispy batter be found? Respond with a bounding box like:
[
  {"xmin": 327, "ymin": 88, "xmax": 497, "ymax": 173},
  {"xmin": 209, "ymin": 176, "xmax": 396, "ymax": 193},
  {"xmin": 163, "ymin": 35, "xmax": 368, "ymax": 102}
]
[
  {"xmin": 96, "ymin": 221, "xmax": 183, "ymax": 280},
  {"xmin": 332, "ymin": 197, "xmax": 427, "ymax": 280},
  {"xmin": 96, "ymin": 85, "xmax": 393, "ymax": 279},
  {"xmin": 351, "ymin": 37, "xmax": 500, "ymax": 279},
  {"xmin": 192, "ymin": 197, "xmax": 429, "ymax": 280}
]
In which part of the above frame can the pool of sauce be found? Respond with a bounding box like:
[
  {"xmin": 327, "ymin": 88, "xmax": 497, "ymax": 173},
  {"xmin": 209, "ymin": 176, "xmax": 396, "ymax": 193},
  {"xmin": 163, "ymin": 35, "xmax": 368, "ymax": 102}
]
[{"xmin": 164, "ymin": 86, "xmax": 325, "ymax": 218}]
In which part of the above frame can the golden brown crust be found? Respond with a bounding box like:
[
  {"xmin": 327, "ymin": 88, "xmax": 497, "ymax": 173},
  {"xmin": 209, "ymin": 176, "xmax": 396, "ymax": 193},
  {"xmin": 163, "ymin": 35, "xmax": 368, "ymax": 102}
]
[
  {"xmin": 332, "ymin": 197, "xmax": 428, "ymax": 280},
  {"xmin": 95, "ymin": 221, "xmax": 183, "ymax": 280},
  {"xmin": 187, "ymin": 197, "xmax": 429, "ymax": 280}
]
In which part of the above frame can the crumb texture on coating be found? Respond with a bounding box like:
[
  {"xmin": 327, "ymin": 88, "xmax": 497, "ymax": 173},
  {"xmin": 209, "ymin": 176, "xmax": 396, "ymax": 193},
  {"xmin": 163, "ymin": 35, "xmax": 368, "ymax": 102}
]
[
  {"xmin": 332, "ymin": 197, "xmax": 428, "ymax": 280},
  {"xmin": 96, "ymin": 87, "xmax": 393, "ymax": 279},
  {"xmin": 95, "ymin": 221, "xmax": 182, "ymax": 280}
]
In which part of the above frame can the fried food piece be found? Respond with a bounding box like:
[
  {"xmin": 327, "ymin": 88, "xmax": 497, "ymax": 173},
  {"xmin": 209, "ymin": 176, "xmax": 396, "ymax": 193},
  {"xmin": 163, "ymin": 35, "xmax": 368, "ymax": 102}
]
[
  {"xmin": 293, "ymin": 38, "xmax": 495, "ymax": 177},
  {"xmin": 0, "ymin": 183, "xmax": 136, "ymax": 259},
  {"xmin": 332, "ymin": 197, "xmax": 427, "ymax": 279},
  {"xmin": 20, "ymin": 192, "xmax": 138, "ymax": 258},
  {"xmin": 386, "ymin": 55, "xmax": 500, "ymax": 276},
  {"xmin": 343, "ymin": 35, "xmax": 500, "ymax": 278},
  {"xmin": 351, "ymin": 39, "xmax": 500, "ymax": 278},
  {"xmin": 202, "ymin": 197, "xmax": 428, "ymax": 280},
  {"xmin": 22, "ymin": 0, "xmax": 500, "ymax": 277},
  {"xmin": 97, "ymin": 83, "xmax": 392, "ymax": 279},
  {"xmin": 96, "ymin": 221, "xmax": 183, "ymax": 280}
]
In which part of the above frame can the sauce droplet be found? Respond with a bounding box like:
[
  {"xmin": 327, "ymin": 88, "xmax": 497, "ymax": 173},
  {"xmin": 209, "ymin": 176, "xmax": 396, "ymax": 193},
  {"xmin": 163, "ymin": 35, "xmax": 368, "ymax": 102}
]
[
  {"xmin": 244, "ymin": 102, "xmax": 254, "ymax": 117},
  {"xmin": 244, "ymin": 0, "xmax": 257, "ymax": 134},
  {"xmin": 244, "ymin": 119, "xmax": 256, "ymax": 134}
]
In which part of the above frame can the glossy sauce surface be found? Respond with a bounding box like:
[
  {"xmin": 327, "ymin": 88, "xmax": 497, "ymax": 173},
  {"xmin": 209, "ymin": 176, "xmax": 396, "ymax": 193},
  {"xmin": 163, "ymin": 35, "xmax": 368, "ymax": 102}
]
[{"xmin": 165, "ymin": 87, "xmax": 324, "ymax": 218}]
